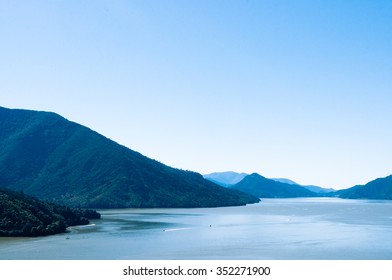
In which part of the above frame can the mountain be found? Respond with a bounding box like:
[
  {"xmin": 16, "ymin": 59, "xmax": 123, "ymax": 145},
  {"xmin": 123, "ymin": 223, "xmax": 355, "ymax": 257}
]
[
  {"xmin": 271, "ymin": 178, "xmax": 298, "ymax": 185},
  {"xmin": 230, "ymin": 173, "xmax": 318, "ymax": 198},
  {"xmin": 203, "ymin": 171, "xmax": 248, "ymax": 187},
  {"xmin": 0, "ymin": 107, "xmax": 259, "ymax": 208},
  {"xmin": 0, "ymin": 187, "xmax": 100, "ymax": 237},
  {"xmin": 336, "ymin": 175, "xmax": 392, "ymax": 199},
  {"xmin": 206, "ymin": 172, "xmax": 334, "ymax": 194},
  {"xmin": 271, "ymin": 178, "xmax": 334, "ymax": 193},
  {"xmin": 302, "ymin": 185, "xmax": 334, "ymax": 194}
]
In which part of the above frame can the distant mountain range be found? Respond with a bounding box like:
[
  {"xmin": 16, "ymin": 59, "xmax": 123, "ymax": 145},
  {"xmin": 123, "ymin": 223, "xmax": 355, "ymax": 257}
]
[
  {"xmin": 270, "ymin": 178, "xmax": 298, "ymax": 185},
  {"xmin": 229, "ymin": 173, "xmax": 317, "ymax": 198},
  {"xmin": 203, "ymin": 171, "xmax": 248, "ymax": 187},
  {"xmin": 271, "ymin": 178, "xmax": 334, "ymax": 193},
  {"xmin": 205, "ymin": 171, "xmax": 392, "ymax": 200},
  {"xmin": 0, "ymin": 107, "xmax": 259, "ymax": 208},
  {"xmin": 204, "ymin": 171, "xmax": 333, "ymax": 197}
]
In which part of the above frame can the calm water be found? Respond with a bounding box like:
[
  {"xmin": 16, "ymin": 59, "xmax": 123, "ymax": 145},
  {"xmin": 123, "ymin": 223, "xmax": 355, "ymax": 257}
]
[{"xmin": 1, "ymin": 198, "xmax": 392, "ymax": 259}]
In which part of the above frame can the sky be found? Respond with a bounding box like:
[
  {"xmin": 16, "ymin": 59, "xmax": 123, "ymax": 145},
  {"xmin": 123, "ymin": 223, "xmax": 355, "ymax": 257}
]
[{"xmin": 1, "ymin": 0, "xmax": 392, "ymax": 190}]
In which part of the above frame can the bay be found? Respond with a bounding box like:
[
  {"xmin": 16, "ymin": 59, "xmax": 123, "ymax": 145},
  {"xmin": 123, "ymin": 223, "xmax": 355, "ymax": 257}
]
[{"xmin": 1, "ymin": 198, "xmax": 392, "ymax": 259}]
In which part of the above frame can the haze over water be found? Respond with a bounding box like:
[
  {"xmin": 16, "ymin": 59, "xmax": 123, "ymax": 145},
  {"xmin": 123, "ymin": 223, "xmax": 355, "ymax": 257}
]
[{"xmin": 1, "ymin": 198, "xmax": 392, "ymax": 260}]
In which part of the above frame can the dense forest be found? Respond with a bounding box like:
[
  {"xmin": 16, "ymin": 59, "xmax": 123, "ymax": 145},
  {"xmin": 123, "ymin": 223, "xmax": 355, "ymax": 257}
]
[{"xmin": 0, "ymin": 187, "xmax": 100, "ymax": 237}]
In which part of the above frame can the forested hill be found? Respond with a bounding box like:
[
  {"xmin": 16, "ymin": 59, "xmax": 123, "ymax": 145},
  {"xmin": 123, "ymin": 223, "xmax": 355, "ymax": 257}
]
[
  {"xmin": 0, "ymin": 188, "xmax": 100, "ymax": 237},
  {"xmin": 0, "ymin": 107, "xmax": 259, "ymax": 208},
  {"xmin": 336, "ymin": 175, "xmax": 392, "ymax": 199}
]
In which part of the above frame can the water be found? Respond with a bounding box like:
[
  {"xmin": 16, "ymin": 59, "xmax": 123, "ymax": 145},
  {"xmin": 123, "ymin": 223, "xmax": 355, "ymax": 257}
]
[{"xmin": 1, "ymin": 198, "xmax": 392, "ymax": 259}]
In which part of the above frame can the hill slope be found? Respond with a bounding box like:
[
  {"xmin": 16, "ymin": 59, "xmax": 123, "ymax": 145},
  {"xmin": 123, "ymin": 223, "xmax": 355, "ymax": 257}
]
[
  {"xmin": 271, "ymin": 178, "xmax": 334, "ymax": 193},
  {"xmin": 336, "ymin": 175, "xmax": 392, "ymax": 199},
  {"xmin": 0, "ymin": 107, "xmax": 259, "ymax": 208},
  {"xmin": 0, "ymin": 188, "xmax": 100, "ymax": 237},
  {"xmin": 203, "ymin": 171, "xmax": 248, "ymax": 187},
  {"xmin": 230, "ymin": 173, "xmax": 318, "ymax": 198}
]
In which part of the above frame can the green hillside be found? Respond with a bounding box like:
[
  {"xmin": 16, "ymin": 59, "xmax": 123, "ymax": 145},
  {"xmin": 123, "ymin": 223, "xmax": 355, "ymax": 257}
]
[
  {"xmin": 0, "ymin": 107, "xmax": 259, "ymax": 208},
  {"xmin": 0, "ymin": 187, "xmax": 100, "ymax": 237}
]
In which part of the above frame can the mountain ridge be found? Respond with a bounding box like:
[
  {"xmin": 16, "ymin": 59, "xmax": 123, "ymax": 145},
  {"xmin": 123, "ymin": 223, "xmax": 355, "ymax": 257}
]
[
  {"xmin": 205, "ymin": 171, "xmax": 333, "ymax": 194},
  {"xmin": 336, "ymin": 175, "xmax": 392, "ymax": 199},
  {"xmin": 230, "ymin": 173, "xmax": 318, "ymax": 198},
  {"xmin": 203, "ymin": 171, "xmax": 248, "ymax": 187},
  {"xmin": 0, "ymin": 106, "xmax": 259, "ymax": 208}
]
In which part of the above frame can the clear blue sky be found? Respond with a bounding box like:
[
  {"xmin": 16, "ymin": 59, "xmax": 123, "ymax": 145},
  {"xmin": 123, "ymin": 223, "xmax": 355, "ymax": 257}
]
[{"xmin": 1, "ymin": 0, "xmax": 392, "ymax": 189}]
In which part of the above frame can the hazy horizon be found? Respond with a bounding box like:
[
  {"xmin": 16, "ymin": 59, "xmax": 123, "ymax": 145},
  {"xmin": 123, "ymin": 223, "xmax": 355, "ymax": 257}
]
[{"xmin": 1, "ymin": 1, "xmax": 392, "ymax": 190}]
